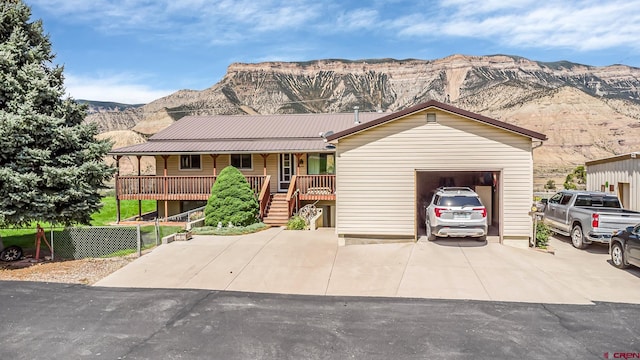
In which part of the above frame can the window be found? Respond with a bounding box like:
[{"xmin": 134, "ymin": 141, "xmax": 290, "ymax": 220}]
[
  {"xmin": 230, "ymin": 154, "xmax": 252, "ymax": 170},
  {"xmin": 560, "ymin": 194, "xmax": 573, "ymax": 205},
  {"xmin": 548, "ymin": 193, "xmax": 563, "ymax": 204},
  {"xmin": 179, "ymin": 155, "xmax": 201, "ymax": 170},
  {"xmin": 307, "ymin": 153, "xmax": 335, "ymax": 174},
  {"xmin": 438, "ymin": 195, "xmax": 482, "ymax": 207},
  {"xmin": 575, "ymin": 195, "xmax": 591, "ymax": 207}
]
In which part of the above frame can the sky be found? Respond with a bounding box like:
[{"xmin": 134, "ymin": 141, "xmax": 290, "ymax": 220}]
[{"xmin": 25, "ymin": 0, "xmax": 640, "ymax": 104}]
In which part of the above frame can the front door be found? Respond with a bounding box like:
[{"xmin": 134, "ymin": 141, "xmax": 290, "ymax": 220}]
[
  {"xmin": 278, "ymin": 154, "xmax": 296, "ymax": 192},
  {"xmin": 618, "ymin": 182, "xmax": 630, "ymax": 209}
]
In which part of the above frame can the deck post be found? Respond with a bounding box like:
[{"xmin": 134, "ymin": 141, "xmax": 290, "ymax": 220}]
[
  {"xmin": 115, "ymin": 156, "xmax": 121, "ymax": 223},
  {"xmin": 162, "ymin": 155, "xmax": 169, "ymax": 221},
  {"xmin": 294, "ymin": 153, "xmax": 303, "ymax": 176},
  {"xmin": 210, "ymin": 154, "xmax": 219, "ymax": 176},
  {"xmin": 260, "ymin": 154, "xmax": 269, "ymax": 176}
]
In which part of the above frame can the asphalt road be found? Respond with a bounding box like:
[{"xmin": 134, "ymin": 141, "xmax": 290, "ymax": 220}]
[{"xmin": 0, "ymin": 282, "xmax": 639, "ymax": 360}]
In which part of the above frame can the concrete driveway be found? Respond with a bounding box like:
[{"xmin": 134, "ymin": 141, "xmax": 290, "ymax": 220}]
[{"xmin": 95, "ymin": 227, "xmax": 640, "ymax": 305}]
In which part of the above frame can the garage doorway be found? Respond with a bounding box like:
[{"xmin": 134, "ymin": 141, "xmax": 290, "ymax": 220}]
[{"xmin": 415, "ymin": 170, "xmax": 501, "ymax": 239}]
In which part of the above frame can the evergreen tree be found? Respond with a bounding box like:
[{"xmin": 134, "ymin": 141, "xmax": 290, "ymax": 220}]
[
  {"xmin": 0, "ymin": 1, "xmax": 114, "ymax": 227},
  {"xmin": 204, "ymin": 166, "xmax": 259, "ymax": 227}
]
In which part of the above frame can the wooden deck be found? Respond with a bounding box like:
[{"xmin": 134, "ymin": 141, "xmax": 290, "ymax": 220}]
[
  {"xmin": 115, "ymin": 175, "xmax": 335, "ymax": 201},
  {"xmin": 295, "ymin": 175, "xmax": 336, "ymax": 201}
]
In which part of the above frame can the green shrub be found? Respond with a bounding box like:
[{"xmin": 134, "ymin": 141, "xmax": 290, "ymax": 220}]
[
  {"xmin": 536, "ymin": 221, "xmax": 550, "ymax": 248},
  {"xmin": 204, "ymin": 166, "xmax": 259, "ymax": 227},
  {"xmin": 286, "ymin": 216, "xmax": 307, "ymax": 230},
  {"xmin": 193, "ymin": 222, "xmax": 268, "ymax": 236}
]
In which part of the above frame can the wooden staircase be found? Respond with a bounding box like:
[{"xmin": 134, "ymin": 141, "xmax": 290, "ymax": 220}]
[{"xmin": 262, "ymin": 193, "xmax": 290, "ymax": 226}]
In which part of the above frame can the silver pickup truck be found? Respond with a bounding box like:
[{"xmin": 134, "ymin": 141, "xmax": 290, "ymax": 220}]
[{"xmin": 542, "ymin": 190, "xmax": 640, "ymax": 249}]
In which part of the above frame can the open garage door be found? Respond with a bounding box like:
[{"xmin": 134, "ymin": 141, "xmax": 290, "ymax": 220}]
[{"xmin": 416, "ymin": 170, "xmax": 501, "ymax": 240}]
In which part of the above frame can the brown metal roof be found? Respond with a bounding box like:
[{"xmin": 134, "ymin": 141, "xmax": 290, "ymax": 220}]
[
  {"xmin": 110, "ymin": 139, "xmax": 337, "ymax": 155},
  {"xmin": 325, "ymin": 100, "xmax": 548, "ymax": 142},
  {"xmin": 110, "ymin": 112, "xmax": 383, "ymax": 155},
  {"xmin": 150, "ymin": 112, "xmax": 385, "ymax": 140},
  {"xmin": 585, "ymin": 152, "xmax": 640, "ymax": 166}
]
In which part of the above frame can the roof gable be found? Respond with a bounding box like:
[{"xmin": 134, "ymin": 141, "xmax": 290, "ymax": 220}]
[{"xmin": 325, "ymin": 100, "xmax": 547, "ymax": 142}]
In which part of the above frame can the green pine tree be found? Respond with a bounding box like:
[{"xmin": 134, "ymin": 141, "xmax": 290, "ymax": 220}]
[
  {"xmin": 204, "ymin": 166, "xmax": 259, "ymax": 227},
  {"xmin": 0, "ymin": 0, "xmax": 114, "ymax": 227}
]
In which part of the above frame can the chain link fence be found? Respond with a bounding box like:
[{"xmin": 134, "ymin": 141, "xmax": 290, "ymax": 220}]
[
  {"xmin": 1, "ymin": 221, "xmax": 178, "ymax": 261},
  {"xmin": 50, "ymin": 222, "xmax": 161, "ymax": 260}
]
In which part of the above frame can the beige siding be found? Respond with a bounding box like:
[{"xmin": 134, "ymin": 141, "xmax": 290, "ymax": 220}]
[
  {"xmin": 155, "ymin": 154, "xmax": 308, "ymax": 194},
  {"xmin": 587, "ymin": 159, "xmax": 639, "ymax": 211},
  {"xmin": 335, "ymin": 109, "xmax": 534, "ymax": 240}
]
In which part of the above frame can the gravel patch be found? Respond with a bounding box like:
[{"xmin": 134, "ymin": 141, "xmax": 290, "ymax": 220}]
[{"xmin": 0, "ymin": 256, "xmax": 135, "ymax": 285}]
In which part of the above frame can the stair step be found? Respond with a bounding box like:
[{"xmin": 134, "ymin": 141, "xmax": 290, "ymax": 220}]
[
  {"xmin": 262, "ymin": 193, "xmax": 292, "ymax": 226},
  {"xmin": 264, "ymin": 219, "xmax": 289, "ymax": 225},
  {"xmin": 266, "ymin": 213, "xmax": 289, "ymax": 218},
  {"xmin": 266, "ymin": 216, "xmax": 289, "ymax": 221},
  {"xmin": 264, "ymin": 213, "xmax": 289, "ymax": 218},
  {"xmin": 267, "ymin": 205, "xmax": 288, "ymax": 210}
]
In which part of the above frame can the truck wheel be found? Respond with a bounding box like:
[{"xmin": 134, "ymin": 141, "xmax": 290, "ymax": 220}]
[
  {"xmin": 0, "ymin": 245, "xmax": 23, "ymax": 262},
  {"xmin": 425, "ymin": 220, "xmax": 436, "ymax": 241},
  {"xmin": 611, "ymin": 242, "xmax": 629, "ymax": 269},
  {"xmin": 571, "ymin": 225, "xmax": 588, "ymax": 249}
]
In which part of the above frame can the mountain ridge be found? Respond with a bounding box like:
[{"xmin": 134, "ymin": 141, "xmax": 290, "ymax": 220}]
[{"xmin": 88, "ymin": 54, "xmax": 640, "ymax": 188}]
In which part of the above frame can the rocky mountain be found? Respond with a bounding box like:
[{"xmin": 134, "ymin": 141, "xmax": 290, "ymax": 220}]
[
  {"xmin": 89, "ymin": 54, "xmax": 640, "ymax": 188},
  {"xmin": 79, "ymin": 100, "xmax": 144, "ymax": 113}
]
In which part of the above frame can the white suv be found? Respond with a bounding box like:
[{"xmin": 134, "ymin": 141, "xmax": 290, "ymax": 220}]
[{"xmin": 425, "ymin": 187, "xmax": 488, "ymax": 241}]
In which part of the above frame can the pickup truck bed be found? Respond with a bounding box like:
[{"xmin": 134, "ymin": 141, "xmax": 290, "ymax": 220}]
[{"xmin": 543, "ymin": 190, "xmax": 640, "ymax": 249}]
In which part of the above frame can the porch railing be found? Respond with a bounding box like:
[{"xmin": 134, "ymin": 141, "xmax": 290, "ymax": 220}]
[
  {"xmin": 116, "ymin": 174, "xmax": 335, "ymax": 219},
  {"xmin": 286, "ymin": 175, "xmax": 299, "ymax": 217},
  {"xmin": 245, "ymin": 175, "xmax": 266, "ymax": 196},
  {"xmin": 284, "ymin": 174, "xmax": 335, "ymax": 217},
  {"xmin": 296, "ymin": 175, "xmax": 336, "ymax": 200},
  {"xmin": 116, "ymin": 175, "xmax": 266, "ymax": 200},
  {"xmin": 117, "ymin": 175, "xmax": 217, "ymax": 200},
  {"xmin": 258, "ymin": 175, "xmax": 271, "ymax": 218}
]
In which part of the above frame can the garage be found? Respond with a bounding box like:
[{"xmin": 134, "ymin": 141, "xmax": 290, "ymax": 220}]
[
  {"xmin": 415, "ymin": 170, "xmax": 501, "ymax": 238},
  {"xmin": 326, "ymin": 100, "xmax": 546, "ymax": 246}
]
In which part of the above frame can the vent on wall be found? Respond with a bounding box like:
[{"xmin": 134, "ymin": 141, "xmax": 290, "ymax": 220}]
[{"xmin": 426, "ymin": 113, "xmax": 437, "ymax": 123}]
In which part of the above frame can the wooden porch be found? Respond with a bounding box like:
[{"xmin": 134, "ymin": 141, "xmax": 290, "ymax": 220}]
[
  {"xmin": 115, "ymin": 174, "xmax": 335, "ymax": 200},
  {"xmin": 114, "ymin": 174, "xmax": 336, "ymax": 222}
]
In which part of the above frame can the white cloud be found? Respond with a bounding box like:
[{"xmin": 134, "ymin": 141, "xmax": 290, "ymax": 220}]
[
  {"xmin": 28, "ymin": 0, "xmax": 322, "ymax": 40},
  {"xmin": 399, "ymin": 0, "xmax": 640, "ymax": 52},
  {"xmin": 64, "ymin": 74, "xmax": 176, "ymax": 104},
  {"xmin": 27, "ymin": 0, "xmax": 640, "ymax": 59},
  {"xmin": 335, "ymin": 8, "xmax": 379, "ymax": 31}
]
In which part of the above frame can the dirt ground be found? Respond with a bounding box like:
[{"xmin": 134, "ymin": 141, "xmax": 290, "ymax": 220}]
[{"xmin": 0, "ymin": 249, "xmax": 135, "ymax": 285}]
